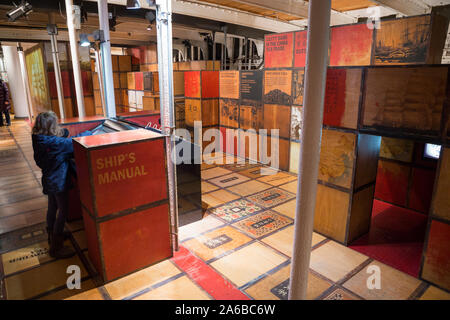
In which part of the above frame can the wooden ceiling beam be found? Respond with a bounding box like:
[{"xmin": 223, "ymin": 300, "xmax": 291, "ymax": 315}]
[{"xmin": 370, "ymin": 0, "xmax": 430, "ymax": 16}]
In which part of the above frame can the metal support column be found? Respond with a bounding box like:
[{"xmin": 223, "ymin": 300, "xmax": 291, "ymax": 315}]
[
  {"xmin": 94, "ymin": 46, "xmax": 107, "ymax": 117},
  {"xmin": 289, "ymin": 0, "xmax": 331, "ymax": 300},
  {"xmin": 65, "ymin": 0, "xmax": 85, "ymax": 117},
  {"xmin": 153, "ymin": 0, "xmax": 179, "ymax": 251},
  {"xmin": 47, "ymin": 16, "xmax": 65, "ymax": 119},
  {"xmin": 97, "ymin": 0, "xmax": 116, "ymax": 118}
]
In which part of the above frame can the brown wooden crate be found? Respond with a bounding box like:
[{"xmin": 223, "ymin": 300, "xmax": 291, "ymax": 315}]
[
  {"xmin": 118, "ymin": 55, "xmax": 132, "ymax": 72},
  {"xmin": 354, "ymin": 134, "xmax": 381, "ymax": 189},
  {"xmin": 219, "ymin": 71, "xmax": 240, "ymax": 99},
  {"xmin": 363, "ymin": 66, "xmax": 448, "ymax": 132},
  {"xmin": 127, "ymin": 72, "xmax": 135, "ymax": 90},
  {"xmin": 121, "ymin": 89, "xmax": 129, "ymax": 107},
  {"xmin": 314, "ymin": 183, "xmax": 350, "ymax": 243},
  {"xmin": 220, "ymin": 99, "xmax": 239, "ymax": 128},
  {"xmin": 202, "ymin": 99, "xmax": 219, "ymax": 126},
  {"xmin": 240, "ymin": 102, "xmax": 263, "ymax": 131},
  {"xmin": 111, "ymin": 55, "xmax": 119, "ymax": 72},
  {"xmin": 380, "ymin": 137, "xmax": 414, "ymax": 162},
  {"xmin": 185, "ymin": 99, "xmax": 202, "ymax": 127},
  {"xmin": 347, "ymin": 185, "xmax": 375, "ymax": 244},
  {"xmin": 263, "ymin": 104, "xmax": 291, "ymax": 138},
  {"xmin": 432, "ymin": 147, "xmax": 450, "ymax": 222},
  {"xmin": 153, "ymin": 72, "xmax": 159, "ymax": 94},
  {"xmin": 319, "ymin": 129, "xmax": 356, "ymax": 189}
]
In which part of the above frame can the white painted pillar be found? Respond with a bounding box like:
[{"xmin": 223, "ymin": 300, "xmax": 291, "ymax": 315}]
[
  {"xmin": 2, "ymin": 45, "xmax": 30, "ymax": 119},
  {"xmin": 289, "ymin": 0, "xmax": 331, "ymax": 300},
  {"xmin": 65, "ymin": 0, "xmax": 85, "ymax": 117},
  {"xmin": 17, "ymin": 45, "xmax": 34, "ymax": 121},
  {"xmin": 97, "ymin": 0, "xmax": 116, "ymax": 118}
]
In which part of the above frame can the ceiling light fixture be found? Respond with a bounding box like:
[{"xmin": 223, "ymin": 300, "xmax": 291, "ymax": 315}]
[{"xmin": 6, "ymin": 0, "xmax": 33, "ymax": 22}]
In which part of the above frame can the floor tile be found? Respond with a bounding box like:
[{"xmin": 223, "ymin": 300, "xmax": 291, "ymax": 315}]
[
  {"xmin": 202, "ymin": 190, "xmax": 240, "ymax": 209},
  {"xmin": 39, "ymin": 280, "xmax": 97, "ymax": 300},
  {"xmin": 105, "ymin": 260, "xmax": 181, "ymax": 300},
  {"xmin": 238, "ymin": 167, "xmax": 276, "ymax": 179},
  {"xmin": 322, "ymin": 287, "xmax": 361, "ymax": 300},
  {"xmin": 245, "ymin": 265, "xmax": 332, "ymax": 300},
  {"xmin": 222, "ymin": 162, "xmax": 259, "ymax": 172},
  {"xmin": 210, "ymin": 199, "xmax": 263, "ymax": 223},
  {"xmin": 66, "ymin": 219, "xmax": 85, "ymax": 232},
  {"xmin": 72, "ymin": 230, "xmax": 87, "ymax": 250},
  {"xmin": 202, "ymin": 167, "xmax": 233, "ymax": 180},
  {"xmin": 271, "ymin": 199, "xmax": 296, "ymax": 219},
  {"xmin": 310, "ymin": 241, "xmax": 368, "ymax": 282},
  {"xmin": 179, "ymin": 215, "xmax": 225, "ymax": 242},
  {"xmin": 65, "ymin": 288, "xmax": 105, "ymax": 300},
  {"xmin": 208, "ymin": 173, "xmax": 250, "ymax": 188},
  {"xmin": 233, "ymin": 211, "xmax": 292, "ymax": 238},
  {"xmin": 247, "ymin": 188, "xmax": 296, "ymax": 208},
  {"xmin": 184, "ymin": 226, "xmax": 252, "ymax": 261},
  {"xmin": 419, "ymin": 286, "xmax": 450, "ymax": 300},
  {"xmin": 0, "ymin": 208, "xmax": 46, "ymax": 235},
  {"xmin": 178, "ymin": 181, "xmax": 202, "ymax": 196},
  {"xmin": 257, "ymin": 172, "xmax": 297, "ymax": 186},
  {"xmin": 5, "ymin": 255, "xmax": 88, "ymax": 300},
  {"xmin": 210, "ymin": 242, "xmax": 287, "ymax": 287},
  {"xmin": 201, "ymin": 181, "xmax": 219, "ymax": 193},
  {"xmin": 0, "ymin": 196, "xmax": 47, "ymax": 219},
  {"xmin": 343, "ymin": 261, "xmax": 422, "ymax": 300},
  {"xmin": 133, "ymin": 275, "xmax": 211, "ymax": 300},
  {"xmin": 279, "ymin": 181, "xmax": 298, "ymax": 194},
  {"xmin": 201, "ymin": 162, "xmax": 216, "ymax": 171},
  {"xmin": 226, "ymin": 180, "xmax": 271, "ymax": 197}
]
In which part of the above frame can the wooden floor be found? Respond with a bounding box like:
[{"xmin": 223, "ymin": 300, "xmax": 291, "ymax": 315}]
[{"xmin": 1, "ymin": 120, "xmax": 450, "ymax": 300}]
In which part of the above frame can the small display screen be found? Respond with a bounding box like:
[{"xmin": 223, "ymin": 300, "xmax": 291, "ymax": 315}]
[{"xmin": 424, "ymin": 143, "xmax": 441, "ymax": 160}]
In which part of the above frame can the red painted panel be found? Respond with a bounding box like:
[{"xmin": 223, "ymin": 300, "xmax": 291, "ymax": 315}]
[
  {"xmin": 135, "ymin": 72, "xmax": 144, "ymax": 91},
  {"xmin": 62, "ymin": 120, "xmax": 103, "ymax": 137},
  {"xmin": 330, "ymin": 24, "xmax": 373, "ymax": 66},
  {"xmin": 47, "ymin": 71, "xmax": 58, "ymax": 99},
  {"xmin": 62, "ymin": 71, "xmax": 72, "ymax": 98},
  {"xmin": 264, "ymin": 32, "xmax": 294, "ymax": 68},
  {"xmin": 220, "ymin": 127, "xmax": 238, "ymax": 156},
  {"xmin": 294, "ymin": 31, "xmax": 308, "ymax": 68},
  {"xmin": 423, "ymin": 220, "xmax": 450, "ymax": 290},
  {"xmin": 122, "ymin": 114, "xmax": 161, "ymax": 130},
  {"xmin": 67, "ymin": 176, "xmax": 82, "ymax": 221},
  {"xmin": 82, "ymin": 209, "xmax": 103, "ymax": 275},
  {"xmin": 201, "ymin": 71, "xmax": 220, "ymax": 98},
  {"xmin": 375, "ymin": 160, "xmax": 410, "ymax": 206},
  {"xmin": 73, "ymin": 141, "xmax": 94, "ymax": 215},
  {"xmin": 323, "ymin": 69, "xmax": 347, "ymax": 127},
  {"xmin": 184, "ymin": 71, "xmax": 201, "ymax": 98},
  {"xmin": 90, "ymin": 137, "xmax": 167, "ymax": 217},
  {"xmin": 100, "ymin": 204, "xmax": 172, "ymax": 281},
  {"xmin": 172, "ymin": 246, "xmax": 249, "ymax": 300},
  {"xmin": 408, "ymin": 167, "xmax": 436, "ymax": 214},
  {"xmin": 81, "ymin": 71, "xmax": 93, "ymax": 95}
]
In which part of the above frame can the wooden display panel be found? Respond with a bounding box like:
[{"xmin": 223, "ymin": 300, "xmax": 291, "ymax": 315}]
[
  {"xmin": 220, "ymin": 71, "xmax": 240, "ymax": 99},
  {"xmin": 330, "ymin": 23, "xmax": 373, "ymax": 66},
  {"xmin": 431, "ymin": 147, "xmax": 450, "ymax": 221},
  {"xmin": 347, "ymin": 185, "xmax": 376, "ymax": 243},
  {"xmin": 118, "ymin": 55, "xmax": 132, "ymax": 72},
  {"xmin": 238, "ymin": 130, "xmax": 260, "ymax": 162},
  {"xmin": 240, "ymin": 70, "xmax": 263, "ymax": 101},
  {"xmin": 202, "ymin": 99, "xmax": 219, "ymax": 126},
  {"xmin": 259, "ymin": 135, "xmax": 290, "ymax": 171},
  {"xmin": 264, "ymin": 70, "xmax": 293, "ymax": 105},
  {"xmin": 421, "ymin": 220, "xmax": 450, "ymax": 291},
  {"xmin": 173, "ymin": 71, "xmax": 185, "ymax": 96},
  {"xmin": 220, "ymin": 127, "xmax": 238, "ymax": 156},
  {"xmin": 201, "ymin": 71, "xmax": 220, "ymax": 98},
  {"xmin": 84, "ymin": 96, "xmax": 96, "ymax": 117},
  {"xmin": 184, "ymin": 71, "xmax": 201, "ymax": 98},
  {"xmin": 314, "ymin": 184, "xmax": 350, "ymax": 243},
  {"xmin": 93, "ymin": 73, "xmax": 99, "ymax": 90},
  {"xmin": 119, "ymin": 72, "xmax": 128, "ymax": 88},
  {"xmin": 318, "ymin": 129, "xmax": 356, "ymax": 189},
  {"xmin": 185, "ymin": 99, "xmax": 202, "ymax": 127},
  {"xmin": 111, "ymin": 55, "xmax": 119, "ymax": 72},
  {"xmin": 220, "ymin": 99, "xmax": 239, "ymax": 128},
  {"xmin": 143, "ymin": 96, "xmax": 160, "ymax": 111},
  {"xmin": 265, "ymin": 33, "xmax": 294, "ymax": 69},
  {"xmin": 134, "ymin": 72, "xmax": 143, "ymax": 91},
  {"xmin": 291, "ymin": 106, "xmax": 302, "ymax": 141},
  {"xmin": 289, "ymin": 141, "xmax": 300, "ymax": 174},
  {"xmin": 206, "ymin": 60, "xmax": 220, "ymax": 71},
  {"xmin": 143, "ymin": 72, "xmax": 152, "ymax": 91},
  {"xmin": 240, "ymin": 101, "xmax": 263, "ymax": 131},
  {"xmin": 127, "ymin": 72, "xmax": 135, "ymax": 90},
  {"xmin": 374, "ymin": 159, "xmax": 410, "ymax": 206},
  {"xmin": 293, "ymin": 69, "xmax": 304, "ymax": 106},
  {"xmin": 113, "ymin": 72, "xmax": 120, "ymax": 89},
  {"xmin": 190, "ymin": 61, "xmax": 207, "ymax": 70},
  {"xmin": 51, "ymin": 98, "xmax": 74, "ymax": 119},
  {"xmin": 263, "ymin": 104, "xmax": 291, "ymax": 139},
  {"xmin": 94, "ymin": 90, "xmax": 102, "ymax": 107},
  {"xmin": 324, "ymin": 68, "xmax": 362, "ymax": 129},
  {"xmin": 294, "ymin": 31, "xmax": 307, "ymax": 68},
  {"xmin": 362, "ymin": 66, "xmax": 448, "ymax": 133},
  {"xmin": 354, "ymin": 134, "xmax": 381, "ymax": 189},
  {"xmin": 380, "ymin": 137, "xmax": 414, "ymax": 162}
]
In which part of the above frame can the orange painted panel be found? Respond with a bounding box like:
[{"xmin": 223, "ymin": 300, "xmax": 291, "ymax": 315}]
[
  {"xmin": 265, "ymin": 33, "xmax": 294, "ymax": 68},
  {"xmin": 201, "ymin": 71, "xmax": 220, "ymax": 98},
  {"xmin": 294, "ymin": 31, "xmax": 308, "ymax": 68},
  {"xmin": 330, "ymin": 23, "xmax": 373, "ymax": 66},
  {"xmin": 184, "ymin": 71, "xmax": 201, "ymax": 98}
]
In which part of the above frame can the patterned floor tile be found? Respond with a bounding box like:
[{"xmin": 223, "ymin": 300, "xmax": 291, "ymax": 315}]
[
  {"xmin": 233, "ymin": 211, "xmax": 293, "ymax": 238},
  {"xmin": 133, "ymin": 275, "xmax": 211, "ymax": 300},
  {"xmin": 279, "ymin": 181, "xmax": 298, "ymax": 194},
  {"xmin": 201, "ymin": 181, "xmax": 219, "ymax": 193},
  {"xmin": 210, "ymin": 199, "xmax": 262, "ymax": 222},
  {"xmin": 184, "ymin": 226, "xmax": 252, "ymax": 261},
  {"xmin": 202, "ymin": 190, "xmax": 240, "ymax": 209},
  {"xmin": 247, "ymin": 188, "xmax": 295, "ymax": 208},
  {"xmin": 210, "ymin": 242, "xmax": 287, "ymax": 287},
  {"xmin": 310, "ymin": 241, "xmax": 368, "ymax": 282},
  {"xmin": 226, "ymin": 180, "xmax": 272, "ymax": 197},
  {"xmin": 245, "ymin": 265, "xmax": 332, "ymax": 300},
  {"xmin": 238, "ymin": 167, "xmax": 276, "ymax": 179},
  {"xmin": 201, "ymin": 167, "xmax": 232, "ymax": 180},
  {"xmin": 105, "ymin": 260, "xmax": 181, "ymax": 300},
  {"xmin": 209, "ymin": 173, "xmax": 250, "ymax": 188},
  {"xmin": 419, "ymin": 286, "xmax": 450, "ymax": 300},
  {"xmin": 179, "ymin": 214, "xmax": 225, "ymax": 242},
  {"xmin": 322, "ymin": 287, "xmax": 361, "ymax": 300},
  {"xmin": 257, "ymin": 172, "xmax": 297, "ymax": 186},
  {"xmin": 343, "ymin": 261, "xmax": 423, "ymax": 300},
  {"xmin": 222, "ymin": 162, "xmax": 260, "ymax": 172}
]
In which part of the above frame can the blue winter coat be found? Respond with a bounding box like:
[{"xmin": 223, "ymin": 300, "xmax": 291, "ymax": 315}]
[{"xmin": 32, "ymin": 129, "xmax": 92, "ymax": 194}]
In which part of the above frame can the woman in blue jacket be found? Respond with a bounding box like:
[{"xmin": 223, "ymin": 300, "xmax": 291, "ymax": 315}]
[{"xmin": 32, "ymin": 111, "xmax": 92, "ymax": 259}]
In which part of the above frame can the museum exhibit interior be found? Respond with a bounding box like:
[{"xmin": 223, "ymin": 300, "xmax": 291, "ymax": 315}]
[{"xmin": 0, "ymin": 0, "xmax": 449, "ymax": 301}]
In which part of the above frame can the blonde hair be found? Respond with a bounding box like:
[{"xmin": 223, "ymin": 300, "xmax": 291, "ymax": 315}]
[{"xmin": 32, "ymin": 111, "xmax": 64, "ymax": 137}]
